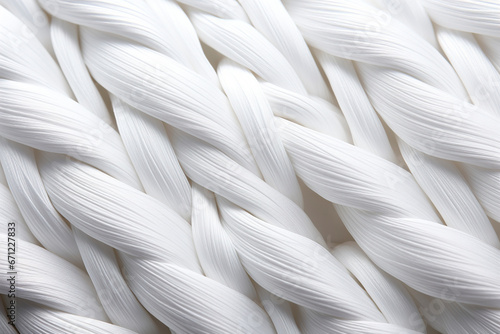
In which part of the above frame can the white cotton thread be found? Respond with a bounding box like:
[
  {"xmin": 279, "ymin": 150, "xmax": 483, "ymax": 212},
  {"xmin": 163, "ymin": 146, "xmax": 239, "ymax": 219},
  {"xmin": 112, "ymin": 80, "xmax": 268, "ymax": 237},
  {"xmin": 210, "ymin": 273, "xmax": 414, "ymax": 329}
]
[{"xmin": 0, "ymin": 0, "xmax": 498, "ymax": 333}]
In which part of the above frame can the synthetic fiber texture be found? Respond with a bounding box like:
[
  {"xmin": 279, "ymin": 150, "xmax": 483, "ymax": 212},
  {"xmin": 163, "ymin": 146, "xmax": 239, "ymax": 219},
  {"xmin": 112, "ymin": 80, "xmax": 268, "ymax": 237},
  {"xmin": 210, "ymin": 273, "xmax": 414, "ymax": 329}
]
[{"xmin": 0, "ymin": 0, "xmax": 499, "ymax": 333}]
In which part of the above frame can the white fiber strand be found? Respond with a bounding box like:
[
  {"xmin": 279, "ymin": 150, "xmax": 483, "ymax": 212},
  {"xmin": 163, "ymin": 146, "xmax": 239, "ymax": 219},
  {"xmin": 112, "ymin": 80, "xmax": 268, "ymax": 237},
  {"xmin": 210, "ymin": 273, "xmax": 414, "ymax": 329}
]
[
  {"xmin": 0, "ymin": 139, "xmax": 83, "ymax": 266},
  {"xmin": 332, "ymin": 242, "xmax": 424, "ymax": 332},
  {"xmin": 399, "ymin": 139, "xmax": 500, "ymax": 247},
  {"xmin": 112, "ymin": 96, "xmax": 192, "ymax": 221},
  {"xmin": 50, "ymin": 18, "xmax": 113, "ymax": 125},
  {"xmin": 191, "ymin": 183, "xmax": 257, "ymax": 301},
  {"xmin": 317, "ymin": 51, "xmax": 398, "ymax": 163},
  {"xmin": 218, "ymin": 59, "xmax": 303, "ymax": 206},
  {"xmin": 0, "ymin": 1, "xmax": 498, "ymax": 333}
]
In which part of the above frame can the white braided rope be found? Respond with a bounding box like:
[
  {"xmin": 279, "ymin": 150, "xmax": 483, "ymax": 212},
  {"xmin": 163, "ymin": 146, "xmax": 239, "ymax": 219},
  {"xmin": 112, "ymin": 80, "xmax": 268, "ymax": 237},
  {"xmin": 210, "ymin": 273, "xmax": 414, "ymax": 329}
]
[
  {"xmin": 59, "ymin": 1, "xmax": 391, "ymax": 330},
  {"xmin": 0, "ymin": 0, "xmax": 498, "ymax": 333}
]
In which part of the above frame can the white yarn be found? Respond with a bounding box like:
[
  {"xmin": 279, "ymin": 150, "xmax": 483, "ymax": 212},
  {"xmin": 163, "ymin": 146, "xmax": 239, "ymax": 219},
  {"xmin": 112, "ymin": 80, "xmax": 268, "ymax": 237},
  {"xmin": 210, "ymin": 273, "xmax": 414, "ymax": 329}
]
[
  {"xmin": 366, "ymin": 0, "xmax": 437, "ymax": 47},
  {"xmin": 256, "ymin": 285, "xmax": 301, "ymax": 334},
  {"xmin": 15, "ymin": 7, "xmax": 171, "ymax": 331},
  {"xmin": 411, "ymin": 290, "xmax": 500, "ymax": 334},
  {"xmin": 172, "ymin": 130, "xmax": 413, "ymax": 332},
  {"xmin": 0, "ymin": 139, "xmax": 83, "ymax": 265},
  {"xmin": 0, "ymin": 0, "xmax": 498, "ymax": 333},
  {"xmin": 437, "ymin": 27, "xmax": 500, "ymax": 117},
  {"xmin": 112, "ymin": 96, "xmax": 192, "ymax": 221},
  {"xmin": 216, "ymin": 196, "xmax": 382, "ymax": 320},
  {"xmin": 0, "ymin": 0, "xmax": 53, "ymax": 54},
  {"xmin": 419, "ymin": 0, "xmax": 500, "ymax": 37},
  {"xmin": 176, "ymin": 0, "xmax": 249, "ymax": 21},
  {"xmin": 189, "ymin": 9, "xmax": 309, "ymax": 95},
  {"xmin": 72, "ymin": 229, "xmax": 162, "ymax": 333},
  {"xmin": 0, "ymin": 235, "xmax": 107, "ymax": 320},
  {"xmin": 283, "ymin": 0, "xmax": 500, "ymax": 228},
  {"xmin": 317, "ymin": 51, "xmax": 397, "ymax": 163},
  {"xmin": 50, "ymin": 17, "xmax": 113, "ymax": 125},
  {"xmin": 0, "ymin": 79, "xmax": 141, "ymax": 185},
  {"xmin": 399, "ymin": 140, "xmax": 500, "ymax": 247},
  {"xmin": 359, "ymin": 65, "xmax": 500, "ymax": 168},
  {"xmin": 259, "ymin": 81, "xmax": 350, "ymax": 139},
  {"xmin": 0, "ymin": 5, "xmax": 67, "ymax": 92},
  {"xmin": 461, "ymin": 164, "xmax": 500, "ymax": 223},
  {"xmin": 191, "ymin": 183, "xmax": 257, "ymax": 300},
  {"xmin": 236, "ymin": 0, "xmax": 332, "ymax": 100},
  {"xmin": 478, "ymin": 35, "xmax": 500, "ymax": 71},
  {"xmin": 332, "ymin": 242, "xmax": 423, "ymax": 332},
  {"xmin": 39, "ymin": 152, "xmax": 275, "ymax": 333},
  {"xmin": 277, "ymin": 118, "xmax": 500, "ymax": 328},
  {"xmin": 39, "ymin": 2, "xmax": 406, "ymax": 332},
  {"xmin": 16, "ymin": 300, "xmax": 138, "ymax": 334},
  {"xmin": 0, "ymin": 3, "xmax": 238, "ymax": 332},
  {"xmin": 218, "ymin": 58, "xmax": 303, "ymax": 206},
  {"xmin": 32, "ymin": 1, "xmax": 286, "ymax": 332},
  {"xmin": 0, "ymin": 163, "xmax": 7, "ymax": 187},
  {"xmin": 0, "ymin": 184, "xmax": 37, "ymax": 244},
  {"xmin": 81, "ymin": 28, "xmax": 259, "ymax": 174}
]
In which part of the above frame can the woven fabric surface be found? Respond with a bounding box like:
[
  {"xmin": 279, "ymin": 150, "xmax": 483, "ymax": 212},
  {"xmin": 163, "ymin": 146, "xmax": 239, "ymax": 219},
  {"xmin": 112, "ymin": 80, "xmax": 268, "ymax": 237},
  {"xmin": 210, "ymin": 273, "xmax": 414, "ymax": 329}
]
[{"xmin": 0, "ymin": 0, "xmax": 499, "ymax": 333}]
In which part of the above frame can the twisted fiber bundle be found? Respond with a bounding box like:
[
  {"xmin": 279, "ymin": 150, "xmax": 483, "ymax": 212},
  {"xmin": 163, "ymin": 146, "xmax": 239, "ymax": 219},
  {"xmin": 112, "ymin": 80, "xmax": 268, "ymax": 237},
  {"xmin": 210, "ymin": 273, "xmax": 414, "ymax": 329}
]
[{"xmin": 0, "ymin": 0, "xmax": 498, "ymax": 333}]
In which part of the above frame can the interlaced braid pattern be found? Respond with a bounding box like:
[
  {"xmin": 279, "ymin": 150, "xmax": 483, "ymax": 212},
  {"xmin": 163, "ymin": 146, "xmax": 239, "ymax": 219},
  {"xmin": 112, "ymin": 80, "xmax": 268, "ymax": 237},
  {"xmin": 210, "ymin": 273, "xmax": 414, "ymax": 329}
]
[{"xmin": 0, "ymin": 0, "xmax": 498, "ymax": 333}]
